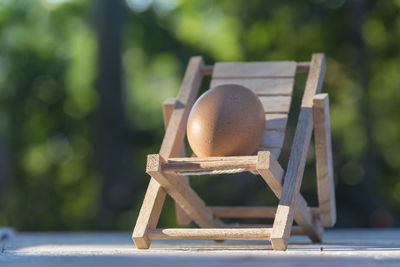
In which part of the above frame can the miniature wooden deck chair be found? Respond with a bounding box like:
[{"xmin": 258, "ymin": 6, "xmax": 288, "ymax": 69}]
[{"xmin": 132, "ymin": 53, "xmax": 336, "ymax": 251}]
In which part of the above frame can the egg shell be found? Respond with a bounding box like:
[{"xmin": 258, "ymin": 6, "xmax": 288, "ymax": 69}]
[{"xmin": 186, "ymin": 84, "xmax": 265, "ymax": 157}]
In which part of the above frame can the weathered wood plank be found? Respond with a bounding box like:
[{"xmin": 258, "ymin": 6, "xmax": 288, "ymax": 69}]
[
  {"xmin": 270, "ymin": 53, "xmax": 326, "ymax": 251},
  {"xmin": 313, "ymin": 93, "xmax": 336, "ymax": 228},
  {"xmin": 162, "ymin": 98, "xmax": 191, "ymax": 226},
  {"xmin": 259, "ymin": 96, "xmax": 292, "ymax": 113},
  {"xmin": 6, "ymin": 230, "xmax": 400, "ymax": 262},
  {"xmin": 210, "ymin": 78, "xmax": 294, "ymax": 96},
  {"xmin": 213, "ymin": 62, "xmax": 297, "ymax": 78}
]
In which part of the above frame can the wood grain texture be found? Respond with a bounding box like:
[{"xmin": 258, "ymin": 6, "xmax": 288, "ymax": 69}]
[
  {"xmin": 259, "ymin": 96, "xmax": 292, "ymax": 113},
  {"xmin": 132, "ymin": 178, "xmax": 166, "ymax": 249},
  {"xmin": 159, "ymin": 57, "xmax": 204, "ymax": 159},
  {"xmin": 147, "ymin": 228, "xmax": 272, "ymax": 240},
  {"xmin": 147, "ymin": 154, "xmax": 222, "ymax": 229},
  {"xmin": 162, "ymin": 98, "xmax": 191, "ymax": 226},
  {"xmin": 313, "ymin": 93, "xmax": 336, "ymax": 228},
  {"xmin": 270, "ymin": 53, "xmax": 326, "ymax": 251},
  {"xmin": 7, "ymin": 230, "xmax": 400, "ymax": 263},
  {"xmin": 212, "ymin": 62, "xmax": 297, "ymax": 78},
  {"xmin": 210, "ymin": 78, "xmax": 294, "ymax": 96}
]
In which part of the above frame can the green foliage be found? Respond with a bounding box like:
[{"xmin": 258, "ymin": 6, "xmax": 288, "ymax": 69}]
[
  {"xmin": 0, "ymin": 0, "xmax": 399, "ymax": 230},
  {"xmin": 0, "ymin": 0, "xmax": 100, "ymax": 230}
]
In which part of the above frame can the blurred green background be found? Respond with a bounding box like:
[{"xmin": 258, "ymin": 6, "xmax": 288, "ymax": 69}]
[{"xmin": 0, "ymin": 0, "xmax": 399, "ymax": 231}]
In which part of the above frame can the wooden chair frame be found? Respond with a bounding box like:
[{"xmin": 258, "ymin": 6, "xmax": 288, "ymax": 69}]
[{"xmin": 132, "ymin": 53, "xmax": 336, "ymax": 251}]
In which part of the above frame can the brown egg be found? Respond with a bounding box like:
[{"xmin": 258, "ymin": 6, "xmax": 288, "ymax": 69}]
[{"xmin": 187, "ymin": 84, "xmax": 265, "ymax": 157}]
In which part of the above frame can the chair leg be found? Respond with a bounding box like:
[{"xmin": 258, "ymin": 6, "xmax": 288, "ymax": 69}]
[
  {"xmin": 268, "ymin": 54, "xmax": 326, "ymax": 250},
  {"xmin": 146, "ymin": 154, "xmax": 222, "ymax": 228},
  {"xmin": 132, "ymin": 178, "xmax": 166, "ymax": 249},
  {"xmin": 270, "ymin": 205, "xmax": 291, "ymax": 250},
  {"xmin": 256, "ymin": 151, "xmax": 322, "ymax": 250}
]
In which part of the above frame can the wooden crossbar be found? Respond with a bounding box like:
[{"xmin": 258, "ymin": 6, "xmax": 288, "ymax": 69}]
[
  {"xmin": 211, "ymin": 206, "xmax": 320, "ymax": 219},
  {"xmin": 147, "ymin": 228, "xmax": 273, "ymax": 240},
  {"xmin": 163, "ymin": 156, "xmax": 258, "ymax": 173},
  {"xmin": 147, "ymin": 225, "xmax": 307, "ymax": 240}
]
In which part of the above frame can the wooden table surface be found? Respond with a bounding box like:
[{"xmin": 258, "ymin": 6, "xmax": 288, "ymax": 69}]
[{"xmin": 1, "ymin": 228, "xmax": 400, "ymax": 266}]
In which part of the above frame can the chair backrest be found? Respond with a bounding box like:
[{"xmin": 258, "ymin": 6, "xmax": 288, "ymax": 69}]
[{"xmin": 209, "ymin": 61, "xmax": 297, "ymax": 158}]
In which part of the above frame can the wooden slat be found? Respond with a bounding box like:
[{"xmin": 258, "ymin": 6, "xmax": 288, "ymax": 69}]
[
  {"xmin": 259, "ymin": 131, "xmax": 285, "ymax": 148},
  {"xmin": 163, "ymin": 156, "xmax": 258, "ymax": 173},
  {"xmin": 162, "ymin": 98, "xmax": 191, "ymax": 226},
  {"xmin": 313, "ymin": 93, "xmax": 336, "ymax": 228},
  {"xmin": 270, "ymin": 53, "xmax": 326, "ymax": 251},
  {"xmin": 147, "ymin": 154, "xmax": 223, "ymax": 228},
  {"xmin": 259, "ymin": 96, "xmax": 292, "ymax": 113},
  {"xmin": 212, "ymin": 62, "xmax": 297, "ymax": 78},
  {"xmin": 209, "ymin": 78, "xmax": 294, "ymax": 96},
  {"xmin": 202, "ymin": 62, "xmax": 310, "ymax": 77},
  {"xmin": 211, "ymin": 206, "xmax": 320, "ymax": 218},
  {"xmin": 265, "ymin": 114, "xmax": 288, "ymax": 131},
  {"xmin": 147, "ymin": 228, "xmax": 272, "ymax": 240},
  {"xmin": 132, "ymin": 178, "xmax": 166, "ymax": 249}
]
